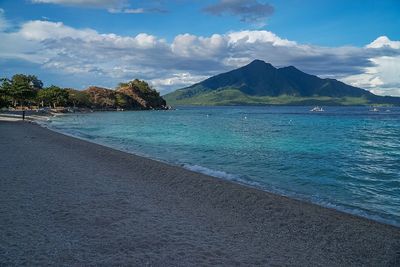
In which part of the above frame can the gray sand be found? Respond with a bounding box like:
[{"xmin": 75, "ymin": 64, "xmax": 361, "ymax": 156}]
[{"xmin": 0, "ymin": 121, "xmax": 399, "ymax": 266}]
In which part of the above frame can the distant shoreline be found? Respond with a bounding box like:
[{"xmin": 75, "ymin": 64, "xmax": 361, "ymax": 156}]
[{"xmin": 0, "ymin": 107, "xmax": 174, "ymax": 122}]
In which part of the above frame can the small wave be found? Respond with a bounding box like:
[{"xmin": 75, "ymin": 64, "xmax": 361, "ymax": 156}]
[
  {"xmin": 183, "ymin": 164, "xmax": 238, "ymax": 180},
  {"xmin": 181, "ymin": 164, "xmax": 263, "ymax": 188}
]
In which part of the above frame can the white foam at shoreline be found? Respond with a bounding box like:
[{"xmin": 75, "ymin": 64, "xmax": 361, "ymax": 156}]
[{"xmin": 183, "ymin": 164, "xmax": 239, "ymax": 181}]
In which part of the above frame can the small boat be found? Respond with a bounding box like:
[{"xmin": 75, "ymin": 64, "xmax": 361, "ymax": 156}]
[
  {"xmin": 310, "ymin": 106, "xmax": 324, "ymax": 112},
  {"xmin": 370, "ymin": 107, "xmax": 379, "ymax": 112}
]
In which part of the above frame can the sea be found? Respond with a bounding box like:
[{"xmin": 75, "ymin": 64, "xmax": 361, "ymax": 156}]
[{"xmin": 43, "ymin": 106, "xmax": 400, "ymax": 226}]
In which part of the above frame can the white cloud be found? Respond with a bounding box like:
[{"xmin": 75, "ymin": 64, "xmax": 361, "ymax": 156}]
[
  {"xmin": 343, "ymin": 55, "xmax": 400, "ymax": 96},
  {"xmin": 172, "ymin": 34, "xmax": 227, "ymax": 58},
  {"xmin": 0, "ymin": 19, "xmax": 399, "ymax": 95},
  {"xmin": 108, "ymin": 7, "xmax": 166, "ymax": 14},
  {"xmin": 31, "ymin": 0, "xmax": 166, "ymax": 14},
  {"xmin": 367, "ymin": 36, "xmax": 400, "ymax": 49},
  {"xmin": 20, "ymin": 21, "xmax": 97, "ymax": 41},
  {"xmin": 227, "ymin": 30, "xmax": 296, "ymax": 46},
  {"xmin": 341, "ymin": 36, "xmax": 400, "ymax": 96},
  {"xmin": 150, "ymin": 73, "xmax": 209, "ymax": 92},
  {"xmin": 31, "ymin": 0, "xmax": 126, "ymax": 8}
]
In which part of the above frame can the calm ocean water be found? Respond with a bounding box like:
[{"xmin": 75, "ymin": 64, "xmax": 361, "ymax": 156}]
[{"xmin": 45, "ymin": 106, "xmax": 400, "ymax": 226}]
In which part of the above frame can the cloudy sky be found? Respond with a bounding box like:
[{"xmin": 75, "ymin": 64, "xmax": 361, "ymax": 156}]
[{"xmin": 0, "ymin": 0, "xmax": 399, "ymax": 95}]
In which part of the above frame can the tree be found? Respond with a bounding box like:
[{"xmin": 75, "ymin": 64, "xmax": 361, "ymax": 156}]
[
  {"xmin": 52, "ymin": 87, "xmax": 69, "ymax": 108},
  {"xmin": 0, "ymin": 78, "xmax": 12, "ymax": 108},
  {"xmin": 37, "ymin": 88, "xmax": 53, "ymax": 107},
  {"xmin": 66, "ymin": 89, "xmax": 91, "ymax": 108},
  {"xmin": 118, "ymin": 82, "xmax": 130, "ymax": 88},
  {"xmin": 9, "ymin": 74, "xmax": 42, "ymax": 108},
  {"xmin": 118, "ymin": 79, "xmax": 154, "ymax": 93},
  {"xmin": 115, "ymin": 92, "xmax": 129, "ymax": 108},
  {"xmin": 37, "ymin": 86, "xmax": 69, "ymax": 108}
]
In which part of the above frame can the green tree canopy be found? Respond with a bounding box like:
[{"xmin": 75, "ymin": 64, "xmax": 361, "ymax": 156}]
[
  {"xmin": 8, "ymin": 74, "xmax": 43, "ymax": 107},
  {"xmin": 66, "ymin": 89, "xmax": 91, "ymax": 107},
  {"xmin": 118, "ymin": 79, "xmax": 158, "ymax": 94},
  {"xmin": 37, "ymin": 85, "xmax": 69, "ymax": 108},
  {"xmin": 0, "ymin": 78, "xmax": 12, "ymax": 108}
]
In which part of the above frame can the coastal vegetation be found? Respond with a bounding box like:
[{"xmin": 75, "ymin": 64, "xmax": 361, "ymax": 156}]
[
  {"xmin": 165, "ymin": 88, "xmax": 373, "ymax": 106},
  {"xmin": 0, "ymin": 75, "xmax": 167, "ymax": 110}
]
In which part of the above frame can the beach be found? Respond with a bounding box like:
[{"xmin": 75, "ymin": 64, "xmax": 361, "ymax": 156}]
[{"xmin": 0, "ymin": 121, "xmax": 399, "ymax": 266}]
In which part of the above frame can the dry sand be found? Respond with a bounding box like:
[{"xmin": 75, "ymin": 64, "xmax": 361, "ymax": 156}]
[{"xmin": 0, "ymin": 121, "xmax": 399, "ymax": 266}]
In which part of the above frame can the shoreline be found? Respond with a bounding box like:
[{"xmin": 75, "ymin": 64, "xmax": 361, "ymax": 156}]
[
  {"xmin": 1, "ymin": 121, "xmax": 399, "ymax": 265},
  {"xmin": 3, "ymin": 110, "xmax": 400, "ymax": 227},
  {"xmin": 38, "ymin": 112, "xmax": 400, "ymax": 228},
  {"xmin": 0, "ymin": 109, "xmax": 66, "ymax": 122}
]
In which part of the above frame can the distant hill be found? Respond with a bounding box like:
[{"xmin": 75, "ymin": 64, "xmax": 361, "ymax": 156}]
[
  {"xmin": 81, "ymin": 79, "xmax": 167, "ymax": 110},
  {"xmin": 164, "ymin": 60, "xmax": 400, "ymax": 106}
]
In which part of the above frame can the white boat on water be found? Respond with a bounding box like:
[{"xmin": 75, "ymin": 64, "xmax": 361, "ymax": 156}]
[
  {"xmin": 370, "ymin": 107, "xmax": 379, "ymax": 112},
  {"xmin": 310, "ymin": 106, "xmax": 324, "ymax": 112}
]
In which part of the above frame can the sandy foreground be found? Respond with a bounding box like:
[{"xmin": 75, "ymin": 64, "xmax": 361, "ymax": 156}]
[{"xmin": 0, "ymin": 121, "xmax": 399, "ymax": 266}]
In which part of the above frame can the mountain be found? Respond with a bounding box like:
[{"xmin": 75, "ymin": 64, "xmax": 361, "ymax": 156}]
[{"xmin": 164, "ymin": 60, "xmax": 400, "ymax": 106}]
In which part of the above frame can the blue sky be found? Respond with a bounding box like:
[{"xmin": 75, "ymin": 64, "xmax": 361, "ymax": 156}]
[{"xmin": 0, "ymin": 0, "xmax": 399, "ymax": 95}]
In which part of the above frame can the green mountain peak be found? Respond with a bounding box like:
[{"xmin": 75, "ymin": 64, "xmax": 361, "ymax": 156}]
[{"xmin": 164, "ymin": 60, "xmax": 400, "ymax": 106}]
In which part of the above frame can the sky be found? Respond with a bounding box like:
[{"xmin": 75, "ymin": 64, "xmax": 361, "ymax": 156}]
[{"xmin": 0, "ymin": 0, "xmax": 399, "ymax": 96}]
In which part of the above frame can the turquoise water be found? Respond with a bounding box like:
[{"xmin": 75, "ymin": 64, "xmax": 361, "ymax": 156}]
[{"xmin": 46, "ymin": 106, "xmax": 400, "ymax": 226}]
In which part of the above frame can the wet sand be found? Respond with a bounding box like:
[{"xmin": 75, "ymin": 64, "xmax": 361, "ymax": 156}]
[{"xmin": 0, "ymin": 121, "xmax": 399, "ymax": 266}]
